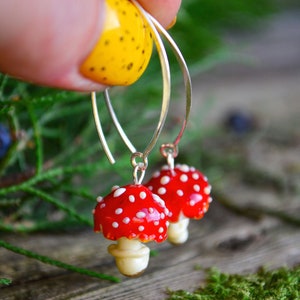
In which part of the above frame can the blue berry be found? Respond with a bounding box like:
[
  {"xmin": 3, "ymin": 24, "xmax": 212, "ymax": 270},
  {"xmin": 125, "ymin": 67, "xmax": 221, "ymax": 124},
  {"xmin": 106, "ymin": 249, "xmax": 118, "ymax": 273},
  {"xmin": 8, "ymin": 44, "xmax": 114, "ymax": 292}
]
[
  {"xmin": 0, "ymin": 124, "xmax": 12, "ymax": 158},
  {"xmin": 225, "ymin": 110, "xmax": 255, "ymax": 135}
]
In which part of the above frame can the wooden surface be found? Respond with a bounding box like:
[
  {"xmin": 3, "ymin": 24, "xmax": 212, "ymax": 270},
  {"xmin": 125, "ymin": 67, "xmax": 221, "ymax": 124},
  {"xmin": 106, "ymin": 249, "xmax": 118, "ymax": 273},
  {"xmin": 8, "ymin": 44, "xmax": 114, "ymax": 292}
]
[
  {"xmin": 1, "ymin": 11, "xmax": 300, "ymax": 300},
  {"xmin": 1, "ymin": 202, "xmax": 300, "ymax": 299}
]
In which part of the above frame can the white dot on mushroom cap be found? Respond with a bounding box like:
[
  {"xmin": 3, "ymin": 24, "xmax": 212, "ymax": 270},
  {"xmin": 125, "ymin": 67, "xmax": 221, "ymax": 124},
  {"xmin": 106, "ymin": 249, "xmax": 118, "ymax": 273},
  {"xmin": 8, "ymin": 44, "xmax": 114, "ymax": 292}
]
[
  {"xmin": 154, "ymin": 221, "xmax": 159, "ymax": 226},
  {"xmin": 123, "ymin": 217, "xmax": 130, "ymax": 224},
  {"xmin": 92, "ymin": 209, "xmax": 95, "ymax": 214},
  {"xmin": 96, "ymin": 196, "xmax": 103, "ymax": 202},
  {"xmin": 153, "ymin": 171, "xmax": 161, "ymax": 178},
  {"xmin": 204, "ymin": 185, "xmax": 212, "ymax": 195},
  {"xmin": 190, "ymin": 200, "xmax": 195, "ymax": 206},
  {"xmin": 136, "ymin": 211, "xmax": 146, "ymax": 219},
  {"xmin": 193, "ymin": 184, "xmax": 200, "ymax": 192},
  {"xmin": 112, "ymin": 222, "xmax": 119, "ymax": 228},
  {"xmin": 161, "ymin": 213, "xmax": 165, "ymax": 219},
  {"xmin": 204, "ymin": 207, "xmax": 208, "ymax": 213},
  {"xmin": 160, "ymin": 200, "xmax": 167, "ymax": 208},
  {"xmin": 115, "ymin": 208, "xmax": 123, "ymax": 215},
  {"xmin": 138, "ymin": 226, "xmax": 144, "ymax": 232},
  {"xmin": 179, "ymin": 164, "xmax": 189, "ymax": 172},
  {"xmin": 158, "ymin": 227, "xmax": 164, "ymax": 233},
  {"xmin": 160, "ymin": 176, "xmax": 170, "ymax": 185},
  {"xmin": 100, "ymin": 203, "xmax": 106, "ymax": 209},
  {"xmin": 180, "ymin": 174, "xmax": 188, "ymax": 182},
  {"xmin": 192, "ymin": 173, "xmax": 200, "ymax": 180},
  {"xmin": 158, "ymin": 187, "xmax": 166, "ymax": 195},
  {"xmin": 177, "ymin": 189, "xmax": 184, "ymax": 196},
  {"xmin": 149, "ymin": 207, "xmax": 154, "ymax": 214},
  {"xmin": 152, "ymin": 194, "xmax": 160, "ymax": 201},
  {"xmin": 148, "ymin": 186, "xmax": 153, "ymax": 191},
  {"xmin": 111, "ymin": 185, "xmax": 119, "ymax": 191},
  {"xmin": 140, "ymin": 191, "xmax": 146, "ymax": 199},
  {"xmin": 114, "ymin": 187, "xmax": 126, "ymax": 198},
  {"xmin": 194, "ymin": 194, "xmax": 203, "ymax": 201},
  {"xmin": 152, "ymin": 194, "xmax": 165, "ymax": 207},
  {"xmin": 209, "ymin": 197, "xmax": 213, "ymax": 203},
  {"xmin": 129, "ymin": 195, "xmax": 135, "ymax": 203}
]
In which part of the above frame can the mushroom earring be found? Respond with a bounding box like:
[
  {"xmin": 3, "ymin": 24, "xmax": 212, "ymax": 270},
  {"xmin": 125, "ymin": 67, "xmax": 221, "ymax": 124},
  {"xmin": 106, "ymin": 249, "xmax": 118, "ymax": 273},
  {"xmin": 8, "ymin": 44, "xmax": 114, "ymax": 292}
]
[
  {"xmin": 144, "ymin": 32, "xmax": 213, "ymax": 245},
  {"xmin": 146, "ymin": 162, "xmax": 212, "ymax": 245},
  {"xmin": 91, "ymin": 1, "xmax": 173, "ymax": 277},
  {"xmin": 145, "ymin": 133, "xmax": 213, "ymax": 246},
  {"xmin": 93, "ymin": 182, "xmax": 169, "ymax": 277},
  {"xmin": 90, "ymin": 0, "xmax": 201, "ymax": 275}
]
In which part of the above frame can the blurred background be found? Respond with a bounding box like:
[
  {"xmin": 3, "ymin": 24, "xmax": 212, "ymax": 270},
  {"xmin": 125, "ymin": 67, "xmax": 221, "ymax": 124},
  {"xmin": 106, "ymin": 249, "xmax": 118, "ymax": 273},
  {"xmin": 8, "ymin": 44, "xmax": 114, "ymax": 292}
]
[{"xmin": 0, "ymin": 0, "xmax": 299, "ymax": 291}]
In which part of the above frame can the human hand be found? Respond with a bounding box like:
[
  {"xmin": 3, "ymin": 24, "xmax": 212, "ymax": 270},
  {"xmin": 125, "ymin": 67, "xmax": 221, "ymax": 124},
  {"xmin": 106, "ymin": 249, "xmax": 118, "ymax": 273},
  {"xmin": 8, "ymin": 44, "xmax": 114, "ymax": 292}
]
[{"xmin": 0, "ymin": 0, "xmax": 181, "ymax": 92}]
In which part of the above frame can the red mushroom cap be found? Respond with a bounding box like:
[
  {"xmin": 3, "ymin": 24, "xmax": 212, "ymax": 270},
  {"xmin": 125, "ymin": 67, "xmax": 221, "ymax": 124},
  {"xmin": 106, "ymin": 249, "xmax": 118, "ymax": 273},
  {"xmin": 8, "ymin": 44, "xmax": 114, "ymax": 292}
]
[
  {"xmin": 93, "ymin": 184, "xmax": 169, "ymax": 243},
  {"xmin": 146, "ymin": 164, "xmax": 212, "ymax": 222}
]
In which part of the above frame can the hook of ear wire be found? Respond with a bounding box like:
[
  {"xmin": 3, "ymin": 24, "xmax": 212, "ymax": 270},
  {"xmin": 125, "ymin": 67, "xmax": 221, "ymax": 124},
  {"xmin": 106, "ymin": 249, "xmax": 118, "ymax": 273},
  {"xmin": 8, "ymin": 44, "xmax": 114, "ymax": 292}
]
[
  {"xmin": 160, "ymin": 143, "xmax": 178, "ymax": 170},
  {"xmin": 131, "ymin": 152, "xmax": 148, "ymax": 184},
  {"xmin": 91, "ymin": 0, "xmax": 171, "ymax": 167}
]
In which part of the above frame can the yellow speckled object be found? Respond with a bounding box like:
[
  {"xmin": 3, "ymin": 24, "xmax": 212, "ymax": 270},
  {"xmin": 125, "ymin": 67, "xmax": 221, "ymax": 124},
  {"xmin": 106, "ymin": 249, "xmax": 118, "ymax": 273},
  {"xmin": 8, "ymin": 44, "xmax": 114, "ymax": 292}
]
[{"xmin": 80, "ymin": 0, "xmax": 153, "ymax": 86}]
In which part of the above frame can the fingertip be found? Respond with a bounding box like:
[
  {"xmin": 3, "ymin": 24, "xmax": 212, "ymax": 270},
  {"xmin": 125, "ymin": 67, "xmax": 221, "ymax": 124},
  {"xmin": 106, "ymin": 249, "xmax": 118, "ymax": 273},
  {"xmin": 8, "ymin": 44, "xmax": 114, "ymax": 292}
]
[{"xmin": 137, "ymin": 0, "xmax": 182, "ymax": 28}]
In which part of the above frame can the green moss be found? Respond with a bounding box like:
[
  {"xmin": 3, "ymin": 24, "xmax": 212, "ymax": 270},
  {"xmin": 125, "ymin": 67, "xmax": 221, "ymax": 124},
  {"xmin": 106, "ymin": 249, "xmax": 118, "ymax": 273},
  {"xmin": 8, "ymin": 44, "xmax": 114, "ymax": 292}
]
[
  {"xmin": 167, "ymin": 266, "xmax": 300, "ymax": 299},
  {"xmin": 0, "ymin": 278, "xmax": 12, "ymax": 286}
]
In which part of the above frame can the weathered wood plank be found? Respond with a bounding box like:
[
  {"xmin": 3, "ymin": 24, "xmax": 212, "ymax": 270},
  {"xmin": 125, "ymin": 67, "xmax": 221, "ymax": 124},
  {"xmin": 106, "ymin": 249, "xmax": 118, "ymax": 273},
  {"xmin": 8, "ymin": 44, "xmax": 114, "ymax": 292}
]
[{"xmin": 1, "ymin": 201, "xmax": 300, "ymax": 299}]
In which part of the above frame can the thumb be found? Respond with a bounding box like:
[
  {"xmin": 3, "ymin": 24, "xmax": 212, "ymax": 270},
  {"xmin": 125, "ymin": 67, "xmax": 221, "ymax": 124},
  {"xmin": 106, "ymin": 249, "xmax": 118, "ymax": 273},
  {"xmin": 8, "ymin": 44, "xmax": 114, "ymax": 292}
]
[{"xmin": 0, "ymin": 0, "xmax": 105, "ymax": 91}]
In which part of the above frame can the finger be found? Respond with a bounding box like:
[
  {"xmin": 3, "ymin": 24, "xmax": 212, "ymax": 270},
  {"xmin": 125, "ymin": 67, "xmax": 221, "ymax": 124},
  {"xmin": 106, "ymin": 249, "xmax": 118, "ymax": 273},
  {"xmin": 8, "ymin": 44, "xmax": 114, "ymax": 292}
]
[{"xmin": 137, "ymin": 0, "xmax": 182, "ymax": 28}]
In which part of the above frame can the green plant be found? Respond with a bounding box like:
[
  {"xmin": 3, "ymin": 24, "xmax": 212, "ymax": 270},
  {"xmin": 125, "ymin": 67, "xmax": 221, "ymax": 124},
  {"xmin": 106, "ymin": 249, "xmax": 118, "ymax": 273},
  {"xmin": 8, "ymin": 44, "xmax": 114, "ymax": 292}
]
[{"xmin": 167, "ymin": 266, "xmax": 300, "ymax": 299}]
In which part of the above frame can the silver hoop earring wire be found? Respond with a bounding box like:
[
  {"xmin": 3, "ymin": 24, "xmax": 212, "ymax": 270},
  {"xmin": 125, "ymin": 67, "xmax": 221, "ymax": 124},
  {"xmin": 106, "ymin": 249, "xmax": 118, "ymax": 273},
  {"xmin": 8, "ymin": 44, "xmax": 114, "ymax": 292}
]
[
  {"xmin": 148, "ymin": 15, "xmax": 192, "ymax": 149},
  {"xmin": 91, "ymin": 0, "xmax": 171, "ymax": 164},
  {"xmin": 148, "ymin": 14, "xmax": 192, "ymax": 168},
  {"xmin": 91, "ymin": 1, "xmax": 192, "ymax": 167},
  {"xmin": 111, "ymin": 1, "xmax": 192, "ymax": 155}
]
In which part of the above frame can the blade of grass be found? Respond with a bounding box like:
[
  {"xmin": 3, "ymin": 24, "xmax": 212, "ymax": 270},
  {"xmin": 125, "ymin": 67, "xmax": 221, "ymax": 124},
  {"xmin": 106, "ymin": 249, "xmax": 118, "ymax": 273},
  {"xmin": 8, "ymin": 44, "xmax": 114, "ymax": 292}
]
[
  {"xmin": 21, "ymin": 186, "xmax": 93, "ymax": 227},
  {"xmin": 0, "ymin": 239, "xmax": 121, "ymax": 283}
]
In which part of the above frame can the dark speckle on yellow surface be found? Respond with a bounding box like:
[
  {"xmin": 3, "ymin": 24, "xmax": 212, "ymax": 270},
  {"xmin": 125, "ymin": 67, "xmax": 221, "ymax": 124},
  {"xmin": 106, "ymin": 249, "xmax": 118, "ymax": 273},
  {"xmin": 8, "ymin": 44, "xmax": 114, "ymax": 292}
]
[{"xmin": 80, "ymin": 0, "xmax": 153, "ymax": 86}]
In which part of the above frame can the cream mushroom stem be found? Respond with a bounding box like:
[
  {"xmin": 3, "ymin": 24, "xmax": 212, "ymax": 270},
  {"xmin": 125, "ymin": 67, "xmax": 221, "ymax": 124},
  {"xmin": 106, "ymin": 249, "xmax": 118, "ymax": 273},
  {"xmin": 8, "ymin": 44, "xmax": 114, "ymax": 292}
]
[
  {"xmin": 108, "ymin": 237, "xmax": 150, "ymax": 277},
  {"xmin": 167, "ymin": 214, "xmax": 190, "ymax": 245}
]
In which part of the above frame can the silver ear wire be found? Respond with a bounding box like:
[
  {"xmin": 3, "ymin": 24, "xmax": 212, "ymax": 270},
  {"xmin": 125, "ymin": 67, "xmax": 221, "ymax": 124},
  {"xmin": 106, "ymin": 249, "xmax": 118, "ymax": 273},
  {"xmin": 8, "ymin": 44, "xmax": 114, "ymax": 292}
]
[
  {"xmin": 103, "ymin": 88, "xmax": 136, "ymax": 155},
  {"xmin": 91, "ymin": 0, "xmax": 171, "ymax": 165},
  {"xmin": 91, "ymin": 1, "xmax": 192, "ymax": 169},
  {"xmin": 91, "ymin": 91, "xmax": 115, "ymax": 163},
  {"xmin": 148, "ymin": 15, "xmax": 192, "ymax": 150},
  {"xmin": 149, "ymin": 15, "xmax": 192, "ymax": 166}
]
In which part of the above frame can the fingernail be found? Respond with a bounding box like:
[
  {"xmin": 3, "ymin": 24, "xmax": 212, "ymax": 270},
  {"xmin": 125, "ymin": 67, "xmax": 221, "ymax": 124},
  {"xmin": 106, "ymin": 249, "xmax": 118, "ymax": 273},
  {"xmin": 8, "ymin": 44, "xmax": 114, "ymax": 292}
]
[{"xmin": 166, "ymin": 16, "xmax": 177, "ymax": 30}]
